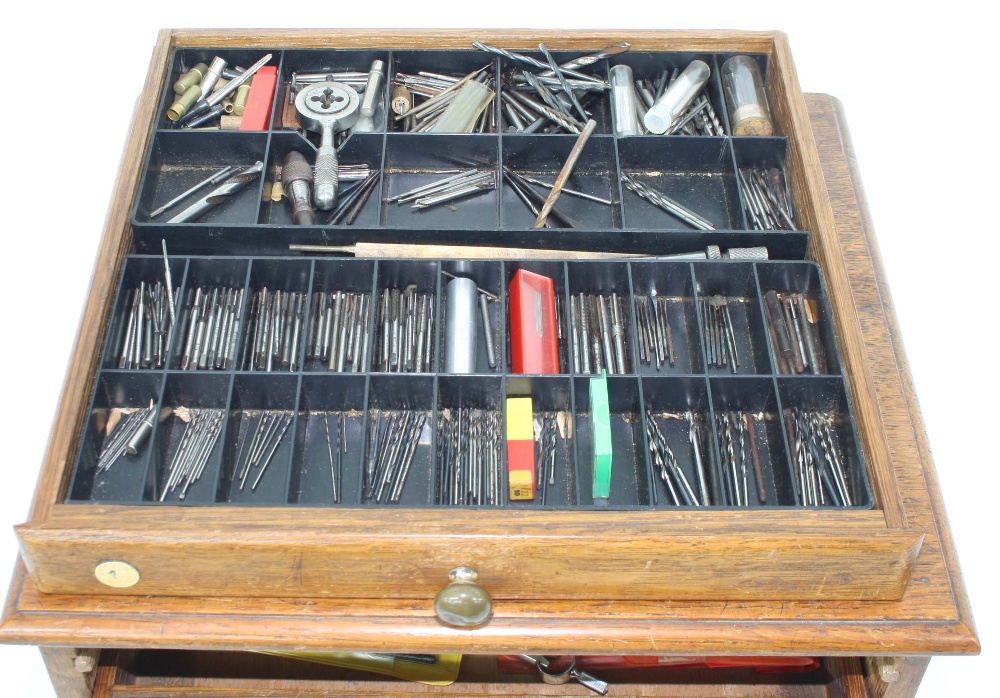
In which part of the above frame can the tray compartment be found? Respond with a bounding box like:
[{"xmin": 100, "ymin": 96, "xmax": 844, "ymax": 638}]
[
  {"xmin": 275, "ymin": 49, "xmax": 390, "ymax": 132},
  {"xmin": 618, "ymin": 136, "xmax": 743, "ymax": 230},
  {"xmin": 500, "ymin": 134, "xmax": 620, "ymax": 229},
  {"xmin": 156, "ymin": 48, "xmax": 281, "ymax": 132},
  {"xmin": 169, "ymin": 258, "xmax": 250, "ymax": 371},
  {"xmin": 258, "ymin": 131, "xmax": 384, "ymax": 227},
  {"xmin": 236, "ymin": 258, "xmax": 312, "ymax": 372},
  {"xmin": 68, "ymin": 372, "xmax": 165, "ymax": 503},
  {"xmin": 573, "ymin": 375, "xmax": 651, "ymax": 507},
  {"xmin": 755, "ymin": 262, "xmax": 840, "ymax": 375},
  {"xmin": 692, "ymin": 262, "xmax": 771, "ymax": 375},
  {"xmin": 709, "ymin": 376, "xmax": 794, "ymax": 507},
  {"xmin": 435, "ymin": 375, "xmax": 505, "ymax": 506},
  {"xmin": 607, "ymin": 51, "xmax": 728, "ymax": 137},
  {"xmin": 101, "ymin": 255, "xmax": 188, "ymax": 370},
  {"xmin": 289, "ymin": 374, "xmax": 368, "ymax": 506},
  {"xmin": 732, "ymin": 137, "xmax": 796, "ymax": 231},
  {"xmin": 145, "ymin": 372, "xmax": 232, "ymax": 504},
  {"xmin": 438, "ymin": 261, "xmax": 503, "ymax": 374},
  {"xmin": 216, "ymin": 373, "xmax": 299, "ymax": 505},
  {"xmin": 641, "ymin": 376, "xmax": 719, "ymax": 508},
  {"xmin": 628, "ymin": 261, "xmax": 703, "ymax": 375},
  {"xmin": 504, "ymin": 375, "xmax": 576, "ymax": 507},
  {"xmin": 382, "ymin": 134, "xmax": 499, "ymax": 228},
  {"xmin": 503, "ymin": 261, "xmax": 568, "ymax": 375},
  {"xmin": 362, "ymin": 374, "xmax": 436, "ymax": 505},
  {"xmin": 564, "ymin": 261, "xmax": 635, "ymax": 375},
  {"xmin": 777, "ymin": 376, "xmax": 873, "ymax": 509},
  {"xmin": 495, "ymin": 47, "xmax": 612, "ymax": 135},
  {"xmin": 388, "ymin": 50, "xmax": 499, "ymax": 134},
  {"xmin": 135, "ymin": 132, "xmax": 268, "ymax": 225},
  {"xmin": 716, "ymin": 52, "xmax": 776, "ymax": 137},
  {"xmin": 371, "ymin": 259, "xmax": 440, "ymax": 373},
  {"xmin": 305, "ymin": 258, "xmax": 376, "ymax": 373}
]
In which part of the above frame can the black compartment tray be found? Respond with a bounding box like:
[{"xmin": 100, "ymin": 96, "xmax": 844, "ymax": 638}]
[{"xmin": 68, "ymin": 255, "xmax": 872, "ymax": 511}]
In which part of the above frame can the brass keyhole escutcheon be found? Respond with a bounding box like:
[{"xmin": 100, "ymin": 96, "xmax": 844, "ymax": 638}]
[
  {"xmin": 94, "ymin": 561, "xmax": 140, "ymax": 588},
  {"xmin": 433, "ymin": 566, "xmax": 493, "ymax": 629}
]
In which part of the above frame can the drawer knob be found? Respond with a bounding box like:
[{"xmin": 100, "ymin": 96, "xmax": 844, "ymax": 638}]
[{"xmin": 434, "ymin": 566, "xmax": 492, "ymax": 628}]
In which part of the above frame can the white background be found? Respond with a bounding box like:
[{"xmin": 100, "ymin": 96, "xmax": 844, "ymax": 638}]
[{"xmin": 0, "ymin": 3, "xmax": 994, "ymax": 696}]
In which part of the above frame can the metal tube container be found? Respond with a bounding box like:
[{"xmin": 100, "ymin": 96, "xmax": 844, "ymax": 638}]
[
  {"xmin": 643, "ymin": 60, "xmax": 710, "ymax": 134},
  {"xmin": 445, "ymin": 277, "xmax": 478, "ymax": 373},
  {"xmin": 609, "ymin": 64, "xmax": 640, "ymax": 137},
  {"xmin": 721, "ymin": 55, "xmax": 774, "ymax": 136}
]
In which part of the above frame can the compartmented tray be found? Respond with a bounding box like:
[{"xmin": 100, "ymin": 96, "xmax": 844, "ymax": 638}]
[
  {"xmin": 70, "ymin": 255, "xmax": 871, "ymax": 513},
  {"xmin": 132, "ymin": 46, "xmax": 808, "ymax": 258}
]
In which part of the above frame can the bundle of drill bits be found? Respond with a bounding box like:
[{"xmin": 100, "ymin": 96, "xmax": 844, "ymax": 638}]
[
  {"xmin": 159, "ymin": 408, "xmax": 225, "ymax": 501},
  {"xmin": 392, "ymin": 66, "xmax": 496, "ymax": 133},
  {"xmin": 364, "ymin": 409, "xmax": 428, "ymax": 504},
  {"xmin": 436, "ymin": 408, "xmax": 503, "ymax": 506},
  {"xmin": 473, "ymin": 42, "xmax": 617, "ymax": 135},
  {"xmin": 116, "ymin": 281, "xmax": 178, "ymax": 369},
  {"xmin": 503, "ymin": 167, "xmax": 610, "ymax": 228},
  {"xmin": 698, "ymin": 296, "xmax": 740, "ymax": 373},
  {"xmin": 95, "ymin": 401, "xmax": 158, "ymax": 472},
  {"xmin": 151, "ymin": 163, "xmax": 265, "ymax": 223},
  {"xmin": 621, "ymin": 173, "xmax": 715, "ymax": 230},
  {"xmin": 738, "ymin": 167, "xmax": 795, "ymax": 230},
  {"xmin": 177, "ymin": 286, "xmax": 245, "ymax": 371},
  {"xmin": 321, "ymin": 411, "xmax": 346, "ymax": 504},
  {"xmin": 532, "ymin": 413, "xmax": 569, "ymax": 505},
  {"xmin": 374, "ymin": 287, "xmax": 435, "ymax": 372},
  {"xmin": 233, "ymin": 410, "xmax": 293, "ymax": 492},
  {"xmin": 786, "ymin": 409, "xmax": 853, "ymax": 507},
  {"xmin": 715, "ymin": 411, "xmax": 769, "ymax": 507},
  {"xmin": 569, "ymin": 293, "xmax": 631, "ymax": 375},
  {"xmin": 634, "ymin": 295, "xmax": 676, "ymax": 370},
  {"xmin": 306, "ymin": 291, "xmax": 372, "ymax": 372},
  {"xmin": 240, "ymin": 289, "xmax": 305, "ymax": 372},
  {"xmin": 389, "ymin": 169, "xmax": 497, "ymax": 210},
  {"xmin": 762, "ymin": 290, "xmax": 825, "ymax": 375},
  {"xmin": 644, "ymin": 412, "xmax": 709, "ymax": 506}
]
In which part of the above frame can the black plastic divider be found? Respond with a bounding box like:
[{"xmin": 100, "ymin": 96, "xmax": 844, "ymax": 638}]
[
  {"xmin": 708, "ymin": 376, "xmax": 793, "ymax": 507},
  {"xmin": 496, "ymin": 49, "xmax": 612, "ymax": 134},
  {"xmin": 692, "ymin": 262, "xmax": 771, "ymax": 375},
  {"xmin": 290, "ymin": 374, "xmax": 367, "ymax": 505},
  {"xmin": 606, "ymin": 51, "xmax": 726, "ymax": 138},
  {"xmin": 382, "ymin": 134, "xmax": 500, "ymax": 229},
  {"xmin": 100, "ymin": 256, "xmax": 188, "ymax": 370},
  {"xmin": 503, "ymin": 261, "xmax": 568, "ymax": 375},
  {"xmin": 640, "ymin": 376, "xmax": 720, "ymax": 508},
  {"xmin": 573, "ymin": 375, "xmax": 650, "ymax": 508},
  {"xmin": 565, "ymin": 261, "xmax": 635, "ymax": 375},
  {"xmin": 237, "ymin": 258, "xmax": 313, "ymax": 372},
  {"xmin": 618, "ymin": 137, "xmax": 741, "ymax": 231},
  {"xmin": 438, "ymin": 261, "xmax": 503, "ymax": 374},
  {"xmin": 504, "ymin": 376, "xmax": 575, "ymax": 508},
  {"xmin": 628, "ymin": 261, "xmax": 703, "ymax": 375},
  {"xmin": 774, "ymin": 376, "xmax": 873, "ymax": 509},
  {"xmin": 135, "ymin": 132, "xmax": 269, "ymax": 226},
  {"xmin": 272, "ymin": 49, "xmax": 391, "ymax": 133},
  {"xmin": 304, "ymin": 258, "xmax": 376, "ymax": 372},
  {"xmin": 169, "ymin": 257, "xmax": 251, "ymax": 370},
  {"xmin": 156, "ymin": 49, "xmax": 281, "ymax": 132},
  {"xmin": 754, "ymin": 262, "xmax": 841, "ymax": 375},
  {"xmin": 499, "ymin": 135, "xmax": 620, "ymax": 229},
  {"xmin": 213, "ymin": 373, "xmax": 299, "ymax": 504},
  {"xmin": 362, "ymin": 374, "xmax": 436, "ymax": 505},
  {"xmin": 68, "ymin": 372, "xmax": 166, "ymax": 503},
  {"xmin": 145, "ymin": 372, "xmax": 234, "ymax": 504}
]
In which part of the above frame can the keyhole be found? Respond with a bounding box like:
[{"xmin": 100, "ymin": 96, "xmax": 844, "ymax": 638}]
[{"xmin": 311, "ymin": 87, "xmax": 345, "ymax": 110}]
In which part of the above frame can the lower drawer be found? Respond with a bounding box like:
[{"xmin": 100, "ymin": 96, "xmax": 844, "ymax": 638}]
[{"xmin": 93, "ymin": 650, "xmax": 868, "ymax": 697}]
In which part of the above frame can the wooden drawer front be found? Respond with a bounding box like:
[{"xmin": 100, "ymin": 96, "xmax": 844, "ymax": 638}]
[{"xmin": 93, "ymin": 651, "xmax": 869, "ymax": 698}]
